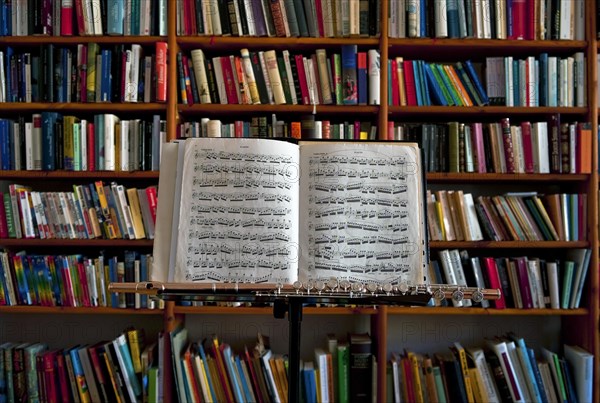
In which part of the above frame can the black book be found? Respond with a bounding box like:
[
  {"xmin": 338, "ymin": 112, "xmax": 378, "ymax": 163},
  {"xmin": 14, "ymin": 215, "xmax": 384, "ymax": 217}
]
[
  {"xmin": 440, "ymin": 353, "xmax": 468, "ymax": 403},
  {"xmin": 111, "ymin": 45, "xmax": 124, "ymax": 103},
  {"xmin": 495, "ymin": 257, "xmax": 515, "ymax": 308},
  {"xmin": 54, "ymin": 119, "xmax": 64, "ymax": 170},
  {"xmin": 236, "ymin": 0, "xmax": 248, "ymax": 35},
  {"xmin": 484, "ymin": 350, "xmax": 514, "ymax": 403},
  {"xmin": 249, "ymin": 51, "xmax": 270, "ymax": 104},
  {"xmin": 205, "ymin": 58, "xmax": 220, "ymax": 104},
  {"xmin": 226, "ymin": 0, "xmax": 239, "ymax": 36},
  {"xmin": 217, "ymin": 0, "xmax": 232, "ymax": 35},
  {"xmin": 349, "ymin": 333, "xmax": 372, "ymax": 403},
  {"xmin": 289, "ymin": 54, "xmax": 303, "ymax": 103}
]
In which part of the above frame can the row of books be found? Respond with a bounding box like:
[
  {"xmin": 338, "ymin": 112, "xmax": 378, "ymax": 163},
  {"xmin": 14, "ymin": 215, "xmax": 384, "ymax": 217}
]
[
  {"xmin": 0, "ymin": 42, "xmax": 168, "ymax": 103},
  {"xmin": 177, "ymin": 0, "xmax": 381, "ymax": 38},
  {"xmin": 393, "ymin": 117, "xmax": 592, "ymax": 175},
  {"xmin": 428, "ymin": 191, "xmax": 587, "ymax": 243},
  {"xmin": 485, "ymin": 53, "xmax": 587, "ymax": 107},
  {"xmin": 0, "ymin": 0, "xmax": 168, "ymax": 36},
  {"xmin": 0, "ymin": 327, "xmax": 153, "ymax": 403},
  {"xmin": 388, "ymin": 338, "xmax": 592, "ymax": 403},
  {"xmin": 431, "ymin": 249, "xmax": 591, "ymax": 310},
  {"xmin": 0, "ymin": 182, "xmax": 158, "ymax": 242},
  {"xmin": 182, "ymin": 46, "xmax": 380, "ymax": 106},
  {"xmin": 0, "ymin": 250, "xmax": 154, "ymax": 309},
  {"xmin": 178, "ymin": 116, "xmax": 379, "ymax": 140},
  {"xmin": 389, "ymin": 0, "xmax": 585, "ymax": 41},
  {"xmin": 0, "ymin": 113, "xmax": 165, "ymax": 172},
  {"xmin": 387, "ymin": 58, "xmax": 489, "ymax": 107}
]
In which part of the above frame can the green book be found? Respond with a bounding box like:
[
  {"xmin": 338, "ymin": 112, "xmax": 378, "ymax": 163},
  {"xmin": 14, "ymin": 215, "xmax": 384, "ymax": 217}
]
[
  {"xmin": 337, "ymin": 342, "xmax": 349, "ymax": 403},
  {"xmin": 429, "ymin": 64, "xmax": 455, "ymax": 106},
  {"xmin": 432, "ymin": 365, "xmax": 448, "ymax": 403},
  {"xmin": 147, "ymin": 366, "xmax": 158, "ymax": 402},
  {"xmin": 561, "ymin": 260, "xmax": 575, "ymax": 309},
  {"xmin": 3, "ymin": 193, "xmax": 16, "ymax": 238},
  {"xmin": 333, "ymin": 53, "xmax": 343, "ymax": 105}
]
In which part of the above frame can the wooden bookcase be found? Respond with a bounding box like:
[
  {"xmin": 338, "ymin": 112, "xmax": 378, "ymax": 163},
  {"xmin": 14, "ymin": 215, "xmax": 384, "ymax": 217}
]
[{"xmin": 0, "ymin": 0, "xmax": 598, "ymax": 401}]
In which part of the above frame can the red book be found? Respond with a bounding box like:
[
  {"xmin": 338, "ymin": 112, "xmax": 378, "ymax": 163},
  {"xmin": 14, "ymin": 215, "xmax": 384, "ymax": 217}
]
[
  {"xmin": 520, "ymin": 121, "xmax": 534, "ymax": 173},
  {"xmin": 87, "ymin": 123, "xmax": 95, "ymax": 171},
  {"xmin": 471, "ymin": 123, "xmax": 487, "ymax": 173},
  {"xmin": 294, "ymin": 55, "xmax": 310, "ymax": 105},
  {"xmin": 155, "ymin": 42, "xmax": 168, "ymax": 103},
  {"xmin": 234, "ymin": 120, "xmax": 244, "ymax": 137},
  {"xmin": 183, "ymin": 347, "xmax": 202, "ymax": 401},
  {"xmin": 0, "ymin": 192, "xmax": 8, "ymax": 238},
  {"xmin": 220, "ymin": 56, "xmax": 240, "ymax": 104},
  {"xmin": 402, "ymin": 356, "xmax": 415, "ymax": 402},
  {"xmin": 145, "ymin": 186, "xmax": 158, "ymax": 225},
  {"xmin": 322, "ymin": 120, "xmax": 331, "ymax": 139},
  {"xmin": 354, "ymin": 121, "xmax": 360, "ymax": 140},
  {"xmin": 120, "ymin": 51, "xmax": 128, "ymax": 102},
  {"xmin": 76, "ymin": 262, "xmax": 91, "ymax": 307},
  {"xmin": 578, "ymin": 194, "xmax": 587, "ymax": 241},
  {"xmin": 513, "ymin": 257, "xmax": 533, "ymax": 308},
  {"xmin": 42, "ymin": 350, "xmax": 59, "ymax": 403},
  {"xmin": 244, "ymin": 347, "xmax": 264, "ymax": 403},
  {"xmin": 387, "ymin": 121, "xmax": 395, "ymax": 141},
  {"xmin": 270, "ymin": 0, "xmax": 287, "ymax": 37},
  {"xmin": 510, "ymin": 0, "xmax": 526, "ymax": 39},
  {"xmin": 526, "ymin": 0, "xmax": 535, "ymax": 39},
  {"xmin": 61, "ymin": 0, "xmax": 74, "ymax": 35},
  {"xmin": 403, "ymin": 60, "xmax": 417, "ymax": 106},
  {"xmin": 211, "ymin": 338, "xmax": 235, "ymax": 402},
  {"xmin": 576, "ymin": 123, "xmax": 592, "ymax": 173},
  {"xmin": 481, "ymin": 257, "xmax": 506, "ymax": 309},
  {"xmin": 390, "ymin": 59, "xmax": 399, "ymax": 106},
  {"xmin": 74, "ymin": 0, "xmax": 85, "ymax": 35},
  {"xmin": 55, "ymin": 352, "xmax": 72, "ymax": 402},
  {"xmin": 315, "ymin": 0, "xmax": 325, "ymax": 37}
]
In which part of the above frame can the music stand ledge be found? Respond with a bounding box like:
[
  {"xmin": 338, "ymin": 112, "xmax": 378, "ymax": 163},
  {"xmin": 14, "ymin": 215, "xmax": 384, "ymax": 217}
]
[{"xmin": 109, "ymin": 282, "xmax": 500, "ymax": 403}]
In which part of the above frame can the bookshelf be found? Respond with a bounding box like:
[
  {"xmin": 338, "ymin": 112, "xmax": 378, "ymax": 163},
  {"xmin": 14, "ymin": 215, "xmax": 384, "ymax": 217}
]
[{"xmin": 0, "ymin": 0, "xmax": 598, "ymax": 402}]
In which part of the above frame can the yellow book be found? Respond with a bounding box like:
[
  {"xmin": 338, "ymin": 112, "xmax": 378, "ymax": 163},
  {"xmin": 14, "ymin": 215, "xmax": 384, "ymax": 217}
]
[
  {"xmin": 435, "ymin": 200, "xmax": 446, "ymax": 241},
  {"xmin": 126, "ymin": 328, "xmax": 145, "ymax": 374},
  {"xmin": 126, "ymin": 188, "xmax": 146, "ymax": 239},
  {"xmin": 86, "ymin": 43, "xmax": 100, "ymax": 101},
  {"xmin": 407, "ymin": 351, "xmax": 425, "ymax": 403},
  {"xmin": 314, "ymin": 368, "xmax": 321, "ymax": 403}
]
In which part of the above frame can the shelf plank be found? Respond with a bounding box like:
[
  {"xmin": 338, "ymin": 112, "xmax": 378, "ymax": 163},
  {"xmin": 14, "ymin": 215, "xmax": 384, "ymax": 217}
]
[
  {"xmin": 178, "ymin": 104, "xmax": 379, "ymax": 114},
  {"xmin": 430, "ymin": 241, "xmax": 590, "ymax": 248},
  {"xmin": 173, "ymin": 305, "xmax": 378, "ymax": 315},
  {"xmin": 427, "ymin": 173, "xmax": 589, "ymax": 182},
  {"xmin": 389, "ymin": 38, "xmax": 587, "ymax": 51},
  {"xmin": 0, "ymin": 103, "xmax": 167, "ymax": 113},
  {"xmin": 0, "ymin": 170, "xmax": 159, "ymax": 180},
  {"xmin": 388, "ymin": 106, "xmax": 588, "ymax": 115},
  {"xmin": 0, "ymin": 239, "xmax": 154, "ymax": 247},
  {"xmin": 177, "ymin": 36, "xmax": 379, "ymax": 50},
  {"xmin": 0, "ymin": 306, "xmax": 163, "ymax": 314},
  {"xmin": 0, "ymin": 36, "xmax": 167, "ymax": 45},
  {"xmin": 387, "ymin": 307, "xmax": 589, "ymax": 315}
]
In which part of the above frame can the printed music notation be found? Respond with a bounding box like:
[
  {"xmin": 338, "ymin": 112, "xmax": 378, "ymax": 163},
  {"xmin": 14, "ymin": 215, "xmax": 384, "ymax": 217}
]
[{"xmin": 173, "ymin": 139, "xmax": 426, "ymax": 287}]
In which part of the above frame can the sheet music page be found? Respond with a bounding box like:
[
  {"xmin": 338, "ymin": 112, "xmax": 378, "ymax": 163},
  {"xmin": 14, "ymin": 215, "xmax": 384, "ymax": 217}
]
[
  {"xmin": 298, "ymin": 142, "xmax": 425, "ymax": 286},
  {"xmin": 174, "ymin": 138, "xmax": 300, "ymax": 284}
]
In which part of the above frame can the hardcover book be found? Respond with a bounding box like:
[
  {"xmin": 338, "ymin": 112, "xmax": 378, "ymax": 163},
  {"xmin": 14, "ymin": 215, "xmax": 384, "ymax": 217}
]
[{"xmin": 151, "ymin": 138, "xmax": 427, "ymax": 287}]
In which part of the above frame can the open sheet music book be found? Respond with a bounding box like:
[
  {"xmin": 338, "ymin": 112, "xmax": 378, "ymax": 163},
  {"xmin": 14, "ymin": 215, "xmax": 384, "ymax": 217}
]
[{"xmin": 151, "ymin": 138, "xmax": 428, "ymax": 288}]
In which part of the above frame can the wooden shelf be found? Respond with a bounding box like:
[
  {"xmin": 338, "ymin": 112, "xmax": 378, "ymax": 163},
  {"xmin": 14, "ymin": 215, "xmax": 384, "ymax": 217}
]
[
  {"xmin": 176, "ymin": 36, "xmax": 379, "ymax": 50},
  {"xmin": 0, "ymin": 170, "xmax": 159, "ymax": 180},
  {"xmin": 173, "ymin": 305, "xmax": 378, "ymax": 315},
  {"xmin": 0, "ymin": 306, "xmax": 163, "ymax": 314},
  {"xmin": 0, "ymin": 36, "xmax": 167, "ymax": 45},
  {"xmin": 0, "ymin": 103, "xmax": 166, "ymax": 113},
  {"xmin": 427, "ymin": 172, "xmax": 589, "ymax": 182},
  {"xmin": 178, "ymin": 104, "xmax": 379, "ymax": 115},
  {"xmin": 388, "ymin": 106, "xmax": 588, "ymax": 115},
  {"xmin": 389, "ymin": 38, "xmax": 587, "ymax": 50},
  {"xmin": 0, "ymin": 239, "xmax": 154, "ymax": 247},
  {"xmin": 430, "ymin": 241, "xmax": 590, "ymax": 249},
  {"xmin": 387, "ymin": 307, "xmax": 589, "ymax": 315}
]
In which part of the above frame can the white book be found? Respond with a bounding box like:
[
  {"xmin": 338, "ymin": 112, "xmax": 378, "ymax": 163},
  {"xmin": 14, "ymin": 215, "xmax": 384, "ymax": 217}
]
[
  {"xmin": 120, "ymin": 120, "xmax": 130, "ymax": 171},
  {"xmin": 91, "ymin": 0, "xmax": 103, "ymax": 34},
  {"xmin": 25, "ymin": 122, "xmax": 34, "ymax": 170},
  {"xmin": 438, "ymin": 249, "xmax": 463, "ymax": 307},
  {"xmin": 558, "ymin": 58, "xmax": 568, "ymax": 107},
  {"xmin": 210, "ymin": 0, "xmax": 222, "ymax": 35},
  {"xmin": 547, "ymin": 56, "xmax": 558, "ymax": 107},
  {"xmin": 85, "ymin": 261, "xmax": 98, "ymax": 306},
  {"xmin": 211, "ymin": 57, "xmax": 228, "ymax": 104},
  {"xmin": 190, "ymin": 49, "xmax": 212, "ymax": 104},
  {"xmin": 481, "ymin": 0, "xmax": 492, "ymax": 38},
  {"xmin": 526, "ymin": 259, "xmax": 546, "ymax": 308},
  {"xmin": 407, "ymin": 0, "xmax": 419, "ymax": 38},
  {"xmin": 113, "ymin": 334, "xmax": 143, "ymax": 402},
  {"xmin": 243, "ymin": 0, "xmax": 256, "ymax": 36},
  {"xmin": 115, "ymin": 184, "xmax": 136, "ymax": 240},
  {"xmin": 305, "ymin": 57, "xmax": 318, "ymax": 105},
  {"xmin": 559, "ymin": 0, "xmax": 573, "ymax": 40},
  {"xmin": 566, "ymin": 57, "xmax": 575, "ymax": 107},
  {"xmin": 83, "ymin": 0, "xmax": 95, "ymax": 35},
  {"xmin": 315, "ymin": 49, "xmax": 332, "ymax": 104},
  {"xmin": 0, "ymin": 51, "xmax": 5, "ymax": 102},
  {"xmin": 545, "ymin": 261, "xmax": 560, "ymax": 309},
  {"xmin": 129, "ymin": 44, "xmax": 142, "ymax": 103},
  {"xmin": 463, "ymin": 193, "xmax": 483, "ymax": 241},
  {"xmin": 261, "ymin": 350, "xmax": 282, "ymax": 403},
  {"xmin": 264, "ymin": 50, "xmax": 285, "ymax": 104},
  {"xmin": 533, "ymin": 122, "xmax": 550, "ymax": 173},
  {"xmin": 123, "ymin": 50, "xmax": 133, "ymax": 101},
  {"xmin": 466, "ymin": 347, "xmax": 500, "ymax": 402},
  {"xmin": 140, "ymin": 0, "xmax": 151, "ymax": 35},
  {"xmin": 448, "ymin": 249, "xmax": 472, "ymax": 306},
  {"xmin": 349, "ymin": 0, "xmax": 359, "ymax": 35},
  {"xmin": 104, "ymin": 114, "xmax": 119, "ymax": 171},
  {"xmin": 282, "ymin": 50, "xmax": 297, "ymax": 104},
  {"xmin": 575, "ymin": 52, "xmax": 586, "ymax": 107},
  {"xmin": 396, "ymin": 0, "xmax": 406, "ymax": 38},
  {"xmin": 434, "ymin": 0, "xmax": 448, "ymax": 38},
  {"xmin": 564, "ymin": 344, "xmax": 593, "ymax": 403},
  {"xmin": 314, "ymin": 120, "xmax": 323, "ymax": 139},
  {"xmin": 388, "ymin": 0, "xmax": 398, "ymax": 37},
  {"xmin": 258, "ymin": 51, "xmax": 274, "ymax": 104},
  {"xmin": 340, "ymin": 0, "xmax": 350, "ymax": 36},
  {"xmin": 31, "ymin": 114, "xmax": 42, "ymax": 170},
  {"xmin": 367, "ymin": 49, "xmax": 380, "ymax": 105},
  {"xmin": 504, "ymin": 56, "xmax": 514, "ymax": 106},
  {"xmin": 29, "ymin": 192, "xmax": 46, "ymax": 239},
  {"xmin": 80, "ymin": 119, "xmax": 87, "ymax": 171},
  {"xmin": 486, "ymin": 340, "xmax": 526, "ymax": 403},
  {"xmin": 158, "ymin": 0, "xmax": 168, "ymax": 35}
]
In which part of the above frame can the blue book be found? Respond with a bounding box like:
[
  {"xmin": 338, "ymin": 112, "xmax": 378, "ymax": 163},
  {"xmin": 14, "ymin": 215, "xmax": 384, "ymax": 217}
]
[
  {"xmin": 94, "ymin": 114, "xmax": 105, "ymax": 170},
  {"xmin": 0, "ymin": 120, "xmax": 10, "ymax": 170},
  {"xmin": 527, "ymin": 348, "xmax": 549, "ymax": 403},
  {"xmin": 0, "ymin": 2, "xmax": 7, "ymax": 35},
  {"xmin": 446, "ymin": 0, "xmax": 459, "ymax": 38},
  {"xmin": 434, "ymin": 64, "xmax": 460, "ymax": 106},
  {"xmin": 387, "ymin": 60, "xmax": 392, "ymax": 105},
  {"xmin": 506, "ymin": 0, "xmax": 513, "ymax": 38},
  {"xmin": 108, "ymin": 257, "xmax": 119, "ymax": 308},
  {"xmin": 101, "ymin": 50, "xmax": 112, "ymax": 102},
  {"xmin": 60, "ymin": 48, "xmax": 69, "ymax": 102},
  {"xmin": 539, "ymin": 53, "xmax": 548, "ymax": 106},
  {"xmin": 198, "ymin": 343, "xmax": 217, "ymax": 402},
  {"xmin": 107, "ymin": 0, "xmax": 124, "ymax": 35},
  {"xmin": 423, "ymin": 65, "xmax": 446, "ymax": 106},
  {"xmin": 512, "ymin": 336, "xmax": 543, "ymax": 402},
  {"xmin": 341, "ymin": 45, "xmax": 358, "ymax": 105},
  {"xmin": 357, "ymin": 52, "xmax": 368, "ymax": 105},
  {"xmin": 417, "ymin": 61, "xmax": 431, "ymax": 106},
  {"xmin": 113, "ymin": 334, "xmax": 142, "ymax": 398},
  {"xmin": 222, "ymin": 345, "xmax": 244, "ymax": 403},
  {"xmin": 463, "ymin": 60, "xmax": 489, "ymax": 105},
  {"xmin": 420, "ymin": 0, "xmax": 426, "ymax": 37},
  {"xmin": 42, "ymin": 112, "xmax": 60, "ymax": 171},
  {"xmin": 235, "ymin": 354, "xmax": 254, "ymax": 402},
  {"xmin": 412, "ymin": 61, "xmax": 423, "ymax": 106},
  {"xmin": 69, "ymin": 346, "xmax": 90, "ymax": 399},
  {"xmin": 513, "ymin": 59, "xmax": 520, "ymax": 106},
  {"xmin": 139, "ymin": 254, "xmax": 148, "ymax": 308},
  {"xmin": 569, "ymin": 194, "xmax": 578, "ymax": 241}
]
